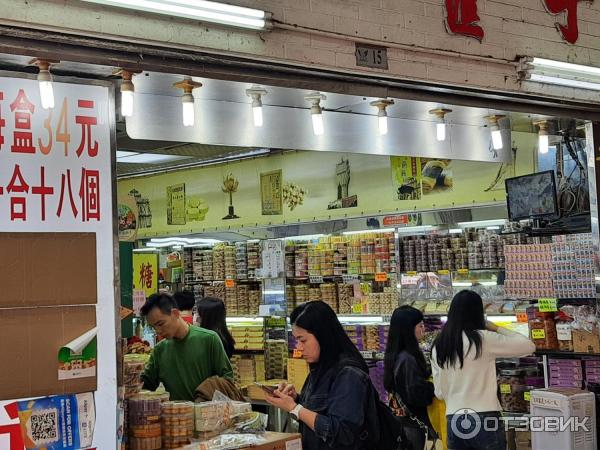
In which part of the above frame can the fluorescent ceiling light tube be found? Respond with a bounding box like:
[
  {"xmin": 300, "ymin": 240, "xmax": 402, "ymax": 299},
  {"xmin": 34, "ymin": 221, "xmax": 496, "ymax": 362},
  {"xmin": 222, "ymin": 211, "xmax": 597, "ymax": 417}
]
[
  {"xmin": 150, "ymin": 237, "xmax": 222, "ymax": 244},
  {"xmin": 286, "ymin": 234, "xmax": 325, "ymax": 241},
  {"xmin": 395, "ymin": 225, "xmax": 434, "ymax": 234},
  {"xmin": 457, "ymin": 219, "xmax": 505, "ymax": 228},
  {"xmin": 81, "ymin": 0, "xmax": 270, "ymax": 30},
  {"xmin": 337, "ymin": 315, "xmax": 384, "ymax": 324},
  {"xmin": 343, "ymin": 228, "xmax": 396, "ymax": 235},
  {"xmin": 226, "ymin": 317, "xmax": 264, "ymax": 323},
  {"xmin": 486, "ymin": 226, "xmax": 500, "ymax": 230},
  {"xmin": 531, "ymin": 57, "xmax": 600, "ymax": 76},
  {"xmin": 133, "ymin": 248, "xmax": 159, "ymax": 252},
  {"xmin": 449, "ymin": 228, "xmax": 462, "ymax": 234},
  {"xmin": 436, "ymin": 123, "xmax": 446, "ymax": 141},
  {"xmin": 528, "ymin": 73, "xmax": 600, "ymax": 91},
  {"xmin": 312, "ymin": 112, "xmax": 324, "ymax": 136},
  {"xmin": 378, "ymin": 115, "xmax": 388, "ymax": 136}
]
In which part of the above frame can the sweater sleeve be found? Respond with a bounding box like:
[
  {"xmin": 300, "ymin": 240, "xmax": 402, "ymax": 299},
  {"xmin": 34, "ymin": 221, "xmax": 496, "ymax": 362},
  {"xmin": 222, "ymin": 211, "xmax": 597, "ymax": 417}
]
[
  {"xmin": 484, "ymin": 327, "xmax": 536, "ymax": 358},
  {"xmin": 141, "ymin": 347, "xmax": 160, "ymax": 391},
  {"xmin": 430, "ymin": 348, "xmax": 445, "ymax": 401}
]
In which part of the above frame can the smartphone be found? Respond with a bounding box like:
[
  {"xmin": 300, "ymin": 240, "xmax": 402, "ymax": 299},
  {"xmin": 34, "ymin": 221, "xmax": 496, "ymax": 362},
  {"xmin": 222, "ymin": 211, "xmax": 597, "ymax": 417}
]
[{"xmin": 254, "ymin": 382, "xmax": 276, "ymax": 395}]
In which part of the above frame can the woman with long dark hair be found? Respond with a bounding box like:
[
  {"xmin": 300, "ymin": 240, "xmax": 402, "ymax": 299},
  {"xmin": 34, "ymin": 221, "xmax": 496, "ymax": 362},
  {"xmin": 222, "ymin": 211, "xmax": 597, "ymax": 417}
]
[
  {"xmin": 195, "ymin": 297, "xmax": 236, "ymax": 359},
  {"xmin": 265, "ymin": 301, "xmax": 371, "ymax": 450},
  {"xmin": 431, "ymin": 290, "xmax": 535, "ymax": 450},
  {"xmin": 384, "ymin": 306, "xmax": 436, "ymax": 449}
]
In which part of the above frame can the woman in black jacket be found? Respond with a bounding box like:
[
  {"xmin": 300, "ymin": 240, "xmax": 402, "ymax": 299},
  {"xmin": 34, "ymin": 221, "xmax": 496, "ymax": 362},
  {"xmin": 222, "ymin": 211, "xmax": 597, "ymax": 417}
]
[
  {"xmin": 384, "ymin": 305, "xmax": 436, "ymax": 449},
  {"xmin": 265, "ymin": 301, "xmax": 372, "ymax": 450}
]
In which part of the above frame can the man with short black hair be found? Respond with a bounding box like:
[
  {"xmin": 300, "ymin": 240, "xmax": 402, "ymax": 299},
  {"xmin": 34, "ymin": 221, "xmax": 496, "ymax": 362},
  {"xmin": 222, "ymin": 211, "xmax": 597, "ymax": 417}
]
[
  {"xmin": 140, "ymin": 292, "xmax": 233, "ymax": 401},
  {"xmin": 173, "ymin": 290, "xmax": 195, "ymax": 324}
]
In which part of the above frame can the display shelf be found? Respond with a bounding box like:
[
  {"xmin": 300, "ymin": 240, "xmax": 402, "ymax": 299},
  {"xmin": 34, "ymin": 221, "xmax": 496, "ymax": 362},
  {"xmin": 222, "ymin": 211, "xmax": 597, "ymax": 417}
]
[{"xmin": 535, "ymin": 350, "xmax": 600, "ymax": 358}]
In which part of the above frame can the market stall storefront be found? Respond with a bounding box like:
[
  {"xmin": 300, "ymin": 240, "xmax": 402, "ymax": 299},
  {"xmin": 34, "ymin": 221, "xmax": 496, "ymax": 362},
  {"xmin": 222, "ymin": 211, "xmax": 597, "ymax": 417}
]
[{"xmin": 2, "ymin": 1, "xmax": 600, "ymax": 449}]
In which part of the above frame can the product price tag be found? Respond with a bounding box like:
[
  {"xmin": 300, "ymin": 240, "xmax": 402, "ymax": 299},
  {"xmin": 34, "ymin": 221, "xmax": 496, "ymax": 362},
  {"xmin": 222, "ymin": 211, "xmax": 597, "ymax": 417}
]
[
  {"xmin": 500, "ymin": 384, "xmax": 512, "ymax": 394},
  {"xmin": 406, "ymin": 271, "xmax": 418, "ymax": 276},
  {"xmin": 538, "ymin": 298, "xmax": 558, "ymax": 312},
  {"xmin": 532, "ymin": 329, "xmax": 546, "ymax": 340},
  {"xmin": 524, "ymin": 391, "xmax": 531, "ymax": 402},
  {"xmin": 375, "ymin": 272, "xmax": 389, "ymax": 282},
  {"xmin": 516, "ymin": 312, "xmax": 529, "ymax": 323},
  {"xmin": 437, "ymin": 270, "xmax": 450, "ymax": 275},
  {"xmin": 309, "ymin": 275, "xmax": 324, "ymax": 284},
  {"xmin": 292, "ymin": 349, "xmax": 303, "ymax": 358},
  {"xmin": 457, "ymin": 268, "xmax": 469, "ymax": 274},
  {"xmin": 352, "ymin": 304, "xmax": 364, "ymax": 314},
  {"xmin": 360, "ymin": 351, "xmax": 373, "ymax": 359},
  {"xmin": 225, "ymin": 279, "xmax": 236, "ymax": 288},
  {"xmin": 557, "ymin": 323, "xmax": 573, "ymax": 341},
  {"xmin": 342, "ymin": 274, "xmax": 359, "ymax": 283}
]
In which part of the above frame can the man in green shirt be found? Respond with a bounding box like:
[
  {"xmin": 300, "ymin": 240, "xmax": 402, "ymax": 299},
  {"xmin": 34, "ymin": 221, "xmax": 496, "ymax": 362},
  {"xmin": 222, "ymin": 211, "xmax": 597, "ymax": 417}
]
[{"xmin": 141, "ymin": 292, "xmax": 233, "ymax": 401}]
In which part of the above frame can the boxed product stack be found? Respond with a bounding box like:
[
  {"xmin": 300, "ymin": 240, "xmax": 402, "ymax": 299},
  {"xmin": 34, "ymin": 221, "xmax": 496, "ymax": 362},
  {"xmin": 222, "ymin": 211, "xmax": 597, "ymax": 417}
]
[
  {"xmin": 230, "ymin": 324, "xmax": 265, "ymax": 351},
  {"xmin": 584, "ymin": 358, "xmax": 600, "ymax": 385},
  {"xmin": 128, "ymin": 396, "xmax": 162, "ymax": 450},
  {"xmin": 375, "ymin": 235, "xmax": 391, "ymax": 273},
  {"xmin": 200, "ymin": 249, "xmax": 213, "ymax": 281},
  {"xmin": 364, "ymin": 325, "xmax": 380, "ymax": 351},
  {"xmin": 225, "ymin": 284, "xmax": 238, "ymax": 316},
  {"xmin": 552, "ymin": 233, "xmax": 595, "ymax": 299},
  {"xmin": 235, "ymin": 242, "xmax": 248, "ymax": 280},
  {"xmin": 204, "ymin": 282, "xmax": 226, "ymax": 301},
  {"xmin": 265, "ymin": 339, "xmax": 288, "ymax": 380},
  {"xmin": 415, "ymin": 239, "xmax": 429, "ymax": 272},
  {"xmin": 548, "ymin": 358, "xmax": 583, "ymax": 388},
  {"xmin": 504, "ymin": 244, "xmax": 554, "ymax": 299},
  {"xmin": 246, "ymin": 241, "xmax": 261, "ymax": 279},
  {"xmin": 287, "ymin": 358, "xmax": 310, "ymax": 391},
  {"xmin": 192, "ymin": 249, "xmax": 204, "ymax": 281},
  {"xmin": 213, "ymin": 244, "xmax": 226, "ymax": 280},
  {"xmin": 344, "ymin": 325, "xmax": 364, "ymax": 351},
  {"xmin": 379, "ymin": 325, "xmax": 389, "ymax": 352},
  {"xmin": 388, "ymin": 234, "xmax": 397, "ymax": 273},
  {"xmin": 370, "ymin": 361, "xmax": 387, "ymax": 402},
  {"xmin": 401, "ymin": 237, "xmax": 417, "ymax": 272},
  {"xmin": 360, "ymin": 236, "xmax": 376, "ymax": 274},
  {"xmin": 223, "ymin": 245, "xmax": 236, "ymax": 280},
  {"xmin": 161, "ymin": 401, "xmax": 193, "ymax": 449},
  {"xmin": 333, "ymin": 239, "xmax": 348, "ymax": 276},
  {"xmin": 308, "ymin": 245, "xmax": 321, "ymax": 277},
  {"xmin": 285, "ymin": 243, "xmax": 295, "ymax": 278},
  {"xmin": 452, "ymin": 237, "xmax": 469, "ymax": 270},
  {"xmin": 319, "ymin": 238, "xmax": 335, "ymax": 277},
  {"xmin": 231, "ymin": 354, "xmax": 265, "ymax": 386},
  {"xmin": 124, "ymin": 355, "xmax": 146, "ymax": 399},
  {"xmin": 347, "ymin": 237, "xmax": 361, "ymax": 275},
  {"xmin": 293, "ymin": 284, "xmax": 309, "ymax": 304},
  {"xmin": 427, "ymin": 239, "xmax": 443, "ymax": 272},
  {"xmin": 467, "ymin": 241, "xmax": 483, "ymax": 270},
  {"xmin": 193, "ymin": 401, "xmax": 234, "ymax": 439},
  {"xmin": 184, "ymin": 248, "xmax": 195, "ymax": 284},
  {"xmin": 294, "ymin": 244, "xmax": 308, "ymax": 278},
  {"xmin": 337, "ymin": 283, "xmax": 354, "ymax": 314},
  {"xmin": 249, "ymin": 288, "xmax": 261, "ymax": 316},
  {"xmin": 320, "ymin": 284, "xmax": 338, "ymax": 312},
  {"xmin": 236, "ymin": 284, "xmax": 249, "ymax": 316},
  {"xmin": 308, "ymin": 287, "xmax": 321, "ymax": 302}
]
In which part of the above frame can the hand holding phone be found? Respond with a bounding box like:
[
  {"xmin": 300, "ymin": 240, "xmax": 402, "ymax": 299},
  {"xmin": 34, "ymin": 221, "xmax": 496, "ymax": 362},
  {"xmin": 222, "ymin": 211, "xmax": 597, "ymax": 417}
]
[{"xmin": 254, "ymin": 382, "xmax": 276, "ymax": 395}]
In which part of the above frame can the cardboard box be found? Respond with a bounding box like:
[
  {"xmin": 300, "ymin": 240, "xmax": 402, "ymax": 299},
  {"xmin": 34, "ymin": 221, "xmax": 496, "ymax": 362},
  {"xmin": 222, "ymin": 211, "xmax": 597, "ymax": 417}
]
[
  {"xmin": 0, "ymin": 232, "xmax": 98, "ymax": 400},
  {"xmin": 573, "ymin": 329, "xmax": 600, "ymax": 354},
  {"xmin": 240, "ymin": 432, "xmax": 302, "ymax": 450},
  {"xmin": 0, "ymin": 233, "xmax": 97, "ymax": 307},
  {"xmin": 0, "ymin": 305, "xmax": 97, "ymax": 399}
]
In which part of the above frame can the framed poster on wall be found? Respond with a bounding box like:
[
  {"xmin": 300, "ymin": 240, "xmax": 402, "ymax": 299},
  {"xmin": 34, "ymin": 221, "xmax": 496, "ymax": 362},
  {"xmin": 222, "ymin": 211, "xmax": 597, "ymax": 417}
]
[
  {"xmin": 166, "ymin": 183, "xmax": 186, "ymax": 225},
  {"xmin": 260, "ymin": 170, "xmax": 283, "ymax": 215}
]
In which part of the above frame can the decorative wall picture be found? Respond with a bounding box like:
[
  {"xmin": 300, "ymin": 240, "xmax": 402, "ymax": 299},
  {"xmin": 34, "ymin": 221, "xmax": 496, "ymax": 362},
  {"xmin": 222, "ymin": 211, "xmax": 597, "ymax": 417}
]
[
  {"xmin": 391, "ymin": 156, "xmax": 423, "ymax": 201},
  {"xmin": 118, "ymin": 194, "xmax": 138, "ymax": 242},
  {"xmin": 222, "ymin": 173, "xmax": 240, "ymax": 219},
  {"xmin": 129, "ymin": 188, "xmax": 152, "ymax": 228},
  {"xmin": 166, "ymin": 183, "xmax": 186, "ymax": 225},
  {"xmin": 261, "ymin": 169, "xmax": 283, "ymax": 215},
  {"xmin": 186, "ymin": 196, "xmax": 209, "ymax": 222},
  {"xmin": 282, "ymin": 182, "xmax": 307, "ymax": 211},
  {"xmin": 328, "ymin": 158, "xmax": 358, "ymax": 209},
  {"xmin": 421, "ymin": 159, "xmax": 453, "ymax": 195}
]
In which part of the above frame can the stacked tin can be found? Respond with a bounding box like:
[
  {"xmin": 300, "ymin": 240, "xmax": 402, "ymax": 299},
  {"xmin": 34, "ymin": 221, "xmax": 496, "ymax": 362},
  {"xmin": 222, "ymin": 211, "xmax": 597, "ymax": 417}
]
[
  {"xmin": 128, "ymin": 396, "xmax": 162, "ymax": 450},
  {"xmin": 161, "ymin": 401, "xmax": 193, "ymax": 449}
]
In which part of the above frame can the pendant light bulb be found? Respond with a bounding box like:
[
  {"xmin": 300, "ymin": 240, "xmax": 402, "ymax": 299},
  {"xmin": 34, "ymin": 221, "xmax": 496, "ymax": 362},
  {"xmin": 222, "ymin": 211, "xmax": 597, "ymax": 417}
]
[
  {"xmin": 32, "ymin": 59, "xmax": 56, "ymax": 110},
  {"xmin": 246, "ymin": 87, "xmax": 267, "ymax": 128},
  {"xmin": 371, "ymin": 99, "xmax": 394, "ymax": 136},
  {"xmin": 429, "ymin": 108, "xmax": 452, "ymax": 142},
  {"xmin": 534, "ymin": 120, "xmax": 550, "ymax": 154},
  {"xmin": 485, "ymin": 115, "xmax": 506, "ymax": 150},
  {"xmin": 436, "ymin": 123, "xmax": 446, "ymax": 141},
  {"xmin": 116, "ymin": 69, "xmax": 139, "ymax": 118},
  {"xmin": 182, "ymin": 93, "xmax": 195, "ymax": 127},
  {"xmin": 173, "ymin": 77, "xmax": 202, "ymax": 128},
  {"xmin": 312, "ymin": 110, "xmax": 324, "ymax": 136}
]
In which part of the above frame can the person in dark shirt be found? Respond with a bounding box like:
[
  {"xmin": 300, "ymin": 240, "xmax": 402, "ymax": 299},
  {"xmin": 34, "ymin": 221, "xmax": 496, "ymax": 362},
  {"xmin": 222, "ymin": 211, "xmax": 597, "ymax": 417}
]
[
  {"xmin": 195, "ymin": 297, "xmax": 236, "ymax": 359},
  {"xmin": 384, "ymin": 305, "xmax": 436, "ymax": 449},
  {"xmin": 173, "ymin": 290, "xmax": 195, "ymax": 324}
]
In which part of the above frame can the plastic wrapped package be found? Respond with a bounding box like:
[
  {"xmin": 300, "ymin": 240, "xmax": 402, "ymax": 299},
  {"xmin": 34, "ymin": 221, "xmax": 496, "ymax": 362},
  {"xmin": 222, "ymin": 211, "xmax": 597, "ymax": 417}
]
[{"xmin": 184, "ymin": 434, "xmax": 267, "ymax": 450}]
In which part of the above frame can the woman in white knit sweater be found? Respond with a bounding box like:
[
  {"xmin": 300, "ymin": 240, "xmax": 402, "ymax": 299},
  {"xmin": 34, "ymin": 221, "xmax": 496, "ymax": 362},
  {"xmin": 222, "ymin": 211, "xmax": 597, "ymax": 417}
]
[{"xmin": 431, "ymin": 290, "xmax": 536, "ymax": 450}]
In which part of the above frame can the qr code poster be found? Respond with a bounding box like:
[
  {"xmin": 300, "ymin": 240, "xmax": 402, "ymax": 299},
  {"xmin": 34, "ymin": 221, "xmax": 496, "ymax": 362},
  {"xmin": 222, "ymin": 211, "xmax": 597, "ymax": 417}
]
[{"xmin": 17, "ymin": 393, "xmax": 95, "ymax": 449}]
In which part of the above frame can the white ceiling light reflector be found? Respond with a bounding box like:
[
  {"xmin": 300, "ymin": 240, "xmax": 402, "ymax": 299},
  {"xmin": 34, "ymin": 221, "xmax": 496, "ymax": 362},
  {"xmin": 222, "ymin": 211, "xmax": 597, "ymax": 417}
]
[{"xmin": 81, "ymin": 0, "xmax": 272, "ymax": 30}]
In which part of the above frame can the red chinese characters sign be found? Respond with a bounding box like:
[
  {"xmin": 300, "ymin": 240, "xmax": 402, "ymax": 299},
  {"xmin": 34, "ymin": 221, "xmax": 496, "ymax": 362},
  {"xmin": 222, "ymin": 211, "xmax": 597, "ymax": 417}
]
[
  {"xmin": 444, "ymin": 0, "xmax": 589, "ymax": 44},
  {"xmin": 0, "ymin": 78, "xmax": 110, "ymax": 229}
]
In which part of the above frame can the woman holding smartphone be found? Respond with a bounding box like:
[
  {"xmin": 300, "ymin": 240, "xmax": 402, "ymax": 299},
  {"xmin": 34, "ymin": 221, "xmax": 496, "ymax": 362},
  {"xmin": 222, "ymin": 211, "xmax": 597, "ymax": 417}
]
[{"xmin": 265, "ymin": 301, "xmax": 372, "ymax": 450}]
